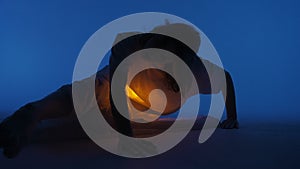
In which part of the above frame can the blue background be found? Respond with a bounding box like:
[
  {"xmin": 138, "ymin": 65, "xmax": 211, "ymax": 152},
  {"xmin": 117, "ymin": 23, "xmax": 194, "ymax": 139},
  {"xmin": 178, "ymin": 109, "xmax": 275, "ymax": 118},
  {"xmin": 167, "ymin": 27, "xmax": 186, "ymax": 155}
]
[{"xmin": 1, "ymin": 0, "xmax": 299, "ymax": 122}]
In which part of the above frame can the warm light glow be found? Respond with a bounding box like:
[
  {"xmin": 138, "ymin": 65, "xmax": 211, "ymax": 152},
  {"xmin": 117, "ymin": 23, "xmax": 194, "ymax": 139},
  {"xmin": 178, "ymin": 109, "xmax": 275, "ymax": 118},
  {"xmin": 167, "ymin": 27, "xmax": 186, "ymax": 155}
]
[{"xmin": 125, "ymin": 85, "xmax": 148, "ymax": 107}]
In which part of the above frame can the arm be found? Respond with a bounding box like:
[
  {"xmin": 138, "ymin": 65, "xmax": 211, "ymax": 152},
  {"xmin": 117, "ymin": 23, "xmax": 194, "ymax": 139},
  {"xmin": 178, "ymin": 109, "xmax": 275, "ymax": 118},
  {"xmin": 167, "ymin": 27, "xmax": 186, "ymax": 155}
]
[
  {"xmin": 189, "ymin": 57, "xmax": 239, "ymax": 129},
  {"xmin": 219, "ymin": 71, "xmax": 239, "ymax": 129}
]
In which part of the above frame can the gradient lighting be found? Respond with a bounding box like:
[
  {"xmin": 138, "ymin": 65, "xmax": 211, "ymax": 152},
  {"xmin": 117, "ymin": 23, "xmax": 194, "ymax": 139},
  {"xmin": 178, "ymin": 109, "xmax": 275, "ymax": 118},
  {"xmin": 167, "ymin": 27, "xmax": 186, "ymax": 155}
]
[{"xmin": 0, "ymin": 0, "xmax": 299, "ymax": 123}]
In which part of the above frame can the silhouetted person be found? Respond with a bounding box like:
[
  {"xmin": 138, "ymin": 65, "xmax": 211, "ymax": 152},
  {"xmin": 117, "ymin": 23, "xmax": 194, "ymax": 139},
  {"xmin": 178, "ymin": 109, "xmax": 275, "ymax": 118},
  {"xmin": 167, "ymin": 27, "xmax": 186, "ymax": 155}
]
[{"xmin": 0, "ymin": 23, "xmax": 238, "ymax": 158}]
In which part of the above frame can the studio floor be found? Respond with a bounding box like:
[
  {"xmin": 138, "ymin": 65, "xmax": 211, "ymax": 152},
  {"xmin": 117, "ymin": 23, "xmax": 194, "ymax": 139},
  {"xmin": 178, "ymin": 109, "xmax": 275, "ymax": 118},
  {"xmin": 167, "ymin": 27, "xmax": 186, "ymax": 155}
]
[{"xmin": 0, "ymin": 117, "xmax": 299, "ymax": 169}]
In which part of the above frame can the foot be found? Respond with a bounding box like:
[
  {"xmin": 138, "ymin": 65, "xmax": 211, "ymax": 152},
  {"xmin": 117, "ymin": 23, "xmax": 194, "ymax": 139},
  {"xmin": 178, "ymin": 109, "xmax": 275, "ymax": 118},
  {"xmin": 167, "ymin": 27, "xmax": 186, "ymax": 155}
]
[
  {"xmin": 0, "ymin": 104, "xmax": 38, "ymax": 158},
  {"xmin": 219, "ymin": 118, "xmax": 239, "ymax": 129}
]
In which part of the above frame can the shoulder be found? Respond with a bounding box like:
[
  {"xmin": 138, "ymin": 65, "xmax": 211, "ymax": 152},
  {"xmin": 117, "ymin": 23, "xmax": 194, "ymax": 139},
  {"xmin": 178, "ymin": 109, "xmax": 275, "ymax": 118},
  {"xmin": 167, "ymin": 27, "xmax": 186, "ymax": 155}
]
[
  {"xmin": 111, "ymin": 32, "xmax": 154, "ymax": 54},
  {"xmin": 112, "ymin": 32, "xmax": 141, "ymax": 46}
]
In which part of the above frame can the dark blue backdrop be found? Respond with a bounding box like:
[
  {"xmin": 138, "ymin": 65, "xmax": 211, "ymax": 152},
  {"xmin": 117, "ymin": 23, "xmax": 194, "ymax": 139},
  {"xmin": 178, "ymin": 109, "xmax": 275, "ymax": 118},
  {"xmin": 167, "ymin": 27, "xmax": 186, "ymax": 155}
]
[{"xmin": 1, "ymin": 0, "xmax": 299, "ymax": 122}]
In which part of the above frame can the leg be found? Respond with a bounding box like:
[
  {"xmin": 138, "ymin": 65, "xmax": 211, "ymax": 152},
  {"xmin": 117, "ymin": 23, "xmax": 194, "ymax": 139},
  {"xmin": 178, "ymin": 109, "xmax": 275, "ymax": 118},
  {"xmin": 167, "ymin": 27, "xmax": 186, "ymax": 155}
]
[
  {"xmin": 32, "ymin": 84, "xmax": 74, "ymax": 120},
  {"xmin": 0, "ymin": 65, "xmax": 113, "ymax": 158},
  {"xmin": 0, "ymin": 84, "xmax": 74, "ymax": 158}
]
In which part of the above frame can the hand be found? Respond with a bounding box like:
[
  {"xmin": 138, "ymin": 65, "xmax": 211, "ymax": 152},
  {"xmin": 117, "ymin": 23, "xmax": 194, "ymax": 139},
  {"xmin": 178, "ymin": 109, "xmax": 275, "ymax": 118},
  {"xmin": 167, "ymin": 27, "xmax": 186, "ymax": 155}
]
[{"xmin": 219, "ymin": 118, "xmax": 239, "ymax": 129}]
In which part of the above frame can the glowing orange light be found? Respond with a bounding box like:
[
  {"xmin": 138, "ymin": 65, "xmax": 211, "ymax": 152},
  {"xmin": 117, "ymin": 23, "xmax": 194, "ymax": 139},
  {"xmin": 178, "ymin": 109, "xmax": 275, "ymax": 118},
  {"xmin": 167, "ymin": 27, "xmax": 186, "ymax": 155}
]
[{"xmin": 125, "ymin": 85, "xmax": 149, "ymax": 108}]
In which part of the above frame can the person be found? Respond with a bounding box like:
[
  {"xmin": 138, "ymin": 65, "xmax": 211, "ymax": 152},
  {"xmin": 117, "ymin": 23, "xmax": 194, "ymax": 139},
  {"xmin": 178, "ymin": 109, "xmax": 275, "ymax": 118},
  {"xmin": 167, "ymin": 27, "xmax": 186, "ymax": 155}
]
[{"xmin": 0, "ymin": 23, "xmax": 239, "ymax": 158}]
